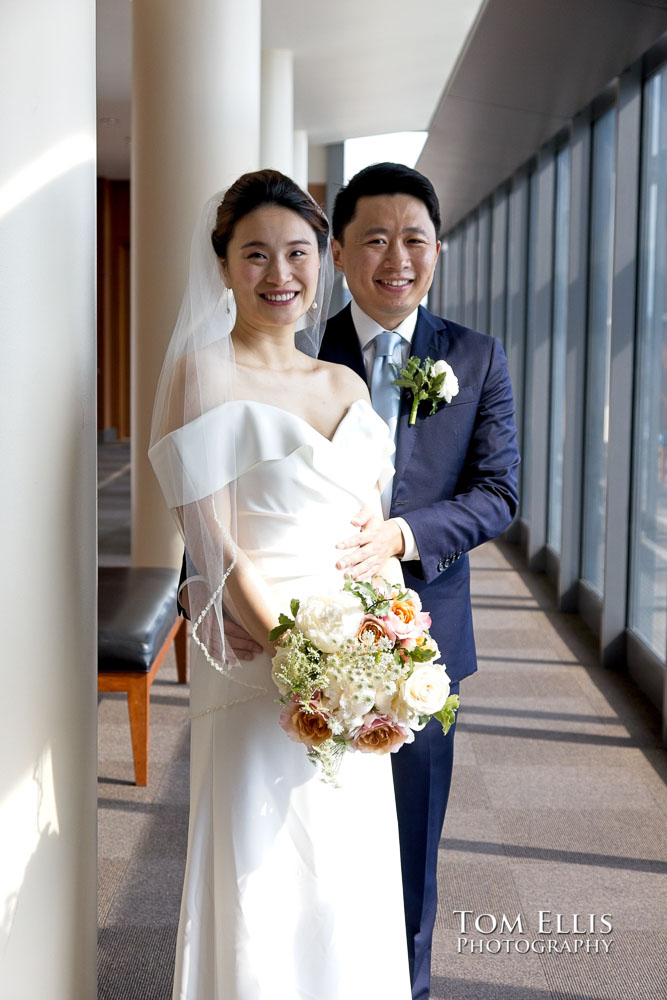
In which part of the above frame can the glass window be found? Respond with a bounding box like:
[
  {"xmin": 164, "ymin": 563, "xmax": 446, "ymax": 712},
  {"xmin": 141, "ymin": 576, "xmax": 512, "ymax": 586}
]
[
  {"xmin": 445, "ymin": 228, "xmax": 463, "ymax": 321},
  {"xmin": 490, "ymin": 192, "xmax": 508, "ymax": 347},
  {"xmin": 522, "ymin": 171, "xmax": 539, "ymax": 517},
  {"xmin": 547, "ymin": 145, "xmax": 571, "ymax": 552},
  {"xmin": 581, "ymin": 108, "xmax": 617, "ymax": 595},
  {"xmin": 629, "ymin": 65, "xmax": 667, "ymax": 660},
  {"xmin": 464, "ymin": 215, "xmax": 478, "ymax": 330},
  {"xmin": 506, "ymin": 176, "xmax": 529, "ymax": 475},
  {"xmin": 477, "ymin": 202, "xmax": 491, "ymax": 334}
]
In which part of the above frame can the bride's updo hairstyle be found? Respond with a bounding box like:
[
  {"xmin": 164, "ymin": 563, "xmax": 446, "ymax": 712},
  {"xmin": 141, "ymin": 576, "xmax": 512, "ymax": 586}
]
[{"xmin": 211, "ymin": 169, "xmax": 329, "ymax": 259}]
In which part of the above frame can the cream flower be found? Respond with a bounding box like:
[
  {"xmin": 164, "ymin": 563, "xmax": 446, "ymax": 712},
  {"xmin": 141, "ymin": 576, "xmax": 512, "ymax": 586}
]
[
  {"xmin": 431, "ymin": 359, "xmax": 460, "ymax": 404},
  {"xmin": 401, "ymin": 664, "xmax": 450, "ymax": 716},
  {"xmin": 295, "ymin": 591, "xmax": 365, "ymax": 653}
]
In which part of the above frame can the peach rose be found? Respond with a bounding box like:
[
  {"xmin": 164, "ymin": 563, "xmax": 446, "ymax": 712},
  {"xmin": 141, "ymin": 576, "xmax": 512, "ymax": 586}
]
[
  {"xmin": 390, "ymin": 596, "xmax": 419, "ymax": 625},
  {"xmin": 280, "ymin": 700, "xmax": 332, "ymax": 748},
  {"xmin": 356, "ymin": 615, "xmax": 393, "ymax": 644},
  {"xmin": 353, "ymin": 713, "xmax": 412, "ymax": 755}
]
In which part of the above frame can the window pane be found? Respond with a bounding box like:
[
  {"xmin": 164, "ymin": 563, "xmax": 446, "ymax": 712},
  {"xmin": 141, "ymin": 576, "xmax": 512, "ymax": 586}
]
[
  {"xmin": 581, "ymin": 108, "xmax": 616, "ymax": 594},
  {"xmin": 506, "ymin": 176, "xmax": 529, "ymax": 481},
  {"xmin": 547, "ymin": 145, "xmax": 571, "ymax": 552},
  {"xmin": 446, "ymin": 228, "xmax": 463, "ymax": 321},
  {"xmin": 477, "ymin": 202, "xmax": 491, "ymax": 334},
  {"xmin": 522, "ymin": 171, "xmax": 539, "ymax": 517},
  {"xmin": 629, "ymin": 66, "xmax": 667, "ymax": 660},
  {"xmin": 464, "ymin": 215, "xmax": 478, "ymax": 329},
  {"xmin": 490, "ymin": 193, "xmax": 508, "ymax": 347}
]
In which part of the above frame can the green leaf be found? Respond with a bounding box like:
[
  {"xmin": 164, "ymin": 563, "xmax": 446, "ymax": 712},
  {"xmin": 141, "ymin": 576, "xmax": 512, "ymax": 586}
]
[
  {"xmin": 290, "ymin": 598, "xmax": 300, "ymax": 618},
  {"xmin": 268, "ymin": 612, "xmax": 295, "ymax": 642},
  {"xmin": 410, "ymin": 645, "xmax": 436, "ymax": 662},
  {"xmin": 372, "ymin": 598, "xmax": 390, "ymax": 616},
  {"xmin": 434, "ymin": 693, "xmax": 460, "ymax": 735},
  {"xmin": 269, "ymin": 622, "xmax": 290, "ymax": 641}
]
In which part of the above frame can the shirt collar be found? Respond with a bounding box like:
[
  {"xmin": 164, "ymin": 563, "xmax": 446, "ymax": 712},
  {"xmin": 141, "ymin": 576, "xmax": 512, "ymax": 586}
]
[{"xmin": 350, "ymin": 300, "xmax": 419, "ymax": 352}]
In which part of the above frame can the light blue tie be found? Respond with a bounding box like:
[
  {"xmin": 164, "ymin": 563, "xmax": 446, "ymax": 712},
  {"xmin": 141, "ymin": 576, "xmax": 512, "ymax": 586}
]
[
  {"xmin": 370, "ymin": 331, "xmax": 403, "ymax": 429},
  {"xmin": 370, "ymin": 331, "xmax": 402, "ymax": 517}
]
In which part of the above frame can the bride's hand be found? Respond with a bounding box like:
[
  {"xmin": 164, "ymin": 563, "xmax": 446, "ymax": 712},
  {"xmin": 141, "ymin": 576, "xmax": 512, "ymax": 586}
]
[
  {"xmin": 335, "ymin": 505, "xmax": 405, "ymax": 580},
  {"xmin": 224, "ymin": 618, "xmax": 264, "ymax": 661}
]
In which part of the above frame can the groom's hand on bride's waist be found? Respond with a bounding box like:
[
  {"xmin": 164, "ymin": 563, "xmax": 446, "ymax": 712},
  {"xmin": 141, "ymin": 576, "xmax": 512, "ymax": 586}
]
[{"xmin": 335, "ymin": 506, "xmax": 405, "ymax": 580}]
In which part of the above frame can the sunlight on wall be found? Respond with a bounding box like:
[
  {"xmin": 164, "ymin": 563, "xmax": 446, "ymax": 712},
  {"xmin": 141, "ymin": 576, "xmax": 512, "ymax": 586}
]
[
  {"xmin": 0, "ymin": 134, "xmax": 95, "ymax": 220},
  {"xmin": 0, "ymin": 746, "xmax": 60, "ymax": 944}
]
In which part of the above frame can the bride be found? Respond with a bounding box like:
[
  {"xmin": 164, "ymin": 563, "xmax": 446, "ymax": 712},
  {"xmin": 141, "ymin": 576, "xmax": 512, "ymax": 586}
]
[{"xmin": 149, "ymin": 170, "xmax": 411, "ymax": 999}]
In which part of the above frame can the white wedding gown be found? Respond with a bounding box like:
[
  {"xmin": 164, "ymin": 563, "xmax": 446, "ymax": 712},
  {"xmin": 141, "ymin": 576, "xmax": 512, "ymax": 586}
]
[{"xmin": 151, "ymin": 399, "xmax": 411, "ymax": 1000}]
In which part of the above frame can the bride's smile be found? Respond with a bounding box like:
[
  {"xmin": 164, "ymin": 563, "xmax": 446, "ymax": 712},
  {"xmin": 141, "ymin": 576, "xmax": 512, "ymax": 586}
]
[{"xmin": 221, "ymin": 204, "xmax": 320, "ymax": 337}]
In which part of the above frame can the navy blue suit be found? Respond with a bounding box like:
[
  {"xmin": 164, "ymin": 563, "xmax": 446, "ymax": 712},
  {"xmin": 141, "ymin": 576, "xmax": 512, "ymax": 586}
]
[{"xmin": 319, "ymin": 303, "xmax": 519, "ymax": 999}]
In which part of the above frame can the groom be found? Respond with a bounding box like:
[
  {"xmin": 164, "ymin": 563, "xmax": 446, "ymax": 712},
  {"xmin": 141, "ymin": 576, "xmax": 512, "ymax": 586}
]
[{"xmin": 321, "ymin": 163, "xmax": 519, "ymax": 999}]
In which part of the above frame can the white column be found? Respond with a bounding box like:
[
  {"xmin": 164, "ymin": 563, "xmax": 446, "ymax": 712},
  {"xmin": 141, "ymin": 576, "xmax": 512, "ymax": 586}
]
[
  {"xmin": 260, "ymin": 49, "xmax": 294, "ymax": 175},
  {"xmin": 132, "ymin": 0, "xmax": 261, "ymax": 567},
  {"xmin": 0, "ymin": 2, "xmax": 97, "ymax": 997},
  {"xmin": 308, "ymin": 143, "xmax": 328, "ymax": 187},
  {"xmin": 293, "ymin": 129, "xmax": 309, "ymax": 190}
]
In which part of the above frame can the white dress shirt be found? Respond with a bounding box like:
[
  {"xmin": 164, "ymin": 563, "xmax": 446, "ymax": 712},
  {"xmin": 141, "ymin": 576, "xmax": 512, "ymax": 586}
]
[{"xmin": 350, "ymin": 301, "xmax": 420, "ymax": 562}]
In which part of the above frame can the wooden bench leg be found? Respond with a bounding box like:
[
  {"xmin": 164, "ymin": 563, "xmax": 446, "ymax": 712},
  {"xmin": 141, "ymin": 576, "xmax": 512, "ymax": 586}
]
[
  {"xmin": 126, "ymin": 676, "xmax": 149, "ymax": 786},
  {"xmin": 174, "ymin": 617, "xmax": 189, "ymax": 685}
]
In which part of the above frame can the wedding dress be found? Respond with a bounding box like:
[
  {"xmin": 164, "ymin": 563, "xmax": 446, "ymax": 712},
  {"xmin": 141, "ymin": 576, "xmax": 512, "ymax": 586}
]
[{"xmin": 151, "ymin": 397, "xmax": 412, "ymax": 1000}]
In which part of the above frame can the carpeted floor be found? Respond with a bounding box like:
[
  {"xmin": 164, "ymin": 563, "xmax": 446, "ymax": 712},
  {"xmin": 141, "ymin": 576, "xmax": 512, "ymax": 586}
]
[{"xmin": 97, "ymin": 441, "xmax": 667, "ymax": 999}]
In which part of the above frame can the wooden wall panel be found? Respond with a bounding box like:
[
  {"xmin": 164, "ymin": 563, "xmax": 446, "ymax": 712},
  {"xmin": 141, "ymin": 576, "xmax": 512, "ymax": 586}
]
[{"xmin": 97, "ymin": 179, "xmax": 130, "ymax": 438}]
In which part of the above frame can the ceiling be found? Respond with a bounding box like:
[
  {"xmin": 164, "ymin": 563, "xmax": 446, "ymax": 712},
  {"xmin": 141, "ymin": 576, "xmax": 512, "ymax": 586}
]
[
  {"xmin": 96, "ymin": 0, "xmax": 484, "ymax": 179},
  {"xmin": 418, "ymin": 0, "xmax": 667, "ymax": 231}
]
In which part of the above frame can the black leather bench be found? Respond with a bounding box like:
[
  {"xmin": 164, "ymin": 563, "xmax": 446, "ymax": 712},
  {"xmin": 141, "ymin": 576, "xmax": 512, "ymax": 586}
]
[{"xmin": 98, "ymin": 567, "xmax": 188, "ymax": 785}]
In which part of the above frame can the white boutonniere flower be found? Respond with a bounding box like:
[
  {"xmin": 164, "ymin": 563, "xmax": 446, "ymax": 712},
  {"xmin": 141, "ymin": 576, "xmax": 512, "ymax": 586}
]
[{"xmin": 392, "ymin": 356, "xmax": 460, "ymax": 426}]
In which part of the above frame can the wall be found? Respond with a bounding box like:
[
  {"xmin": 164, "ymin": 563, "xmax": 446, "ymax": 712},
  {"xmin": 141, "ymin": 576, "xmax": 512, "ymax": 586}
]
[{"xmin": 0, "ymin": 1, "xmax": 98, "ymax": 995}]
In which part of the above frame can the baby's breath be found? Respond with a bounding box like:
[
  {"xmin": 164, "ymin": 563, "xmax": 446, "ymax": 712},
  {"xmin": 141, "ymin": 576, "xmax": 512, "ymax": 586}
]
[{"xmin": 274, "ymin": 631, "xmax": 327, "ymax": 701}]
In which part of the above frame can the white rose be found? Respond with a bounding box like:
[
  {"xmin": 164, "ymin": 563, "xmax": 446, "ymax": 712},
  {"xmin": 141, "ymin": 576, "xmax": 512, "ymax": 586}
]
[
  {"xmin": 400, "ymin": 664, "xmax": 450, "ymax": 716},
  {"xmin": 295, "ymin": 591, "xmax": 365, "ymax": 653},
  {"xmin": 432, "ymin": 359, "xmax": 459, "ymax": 404}
]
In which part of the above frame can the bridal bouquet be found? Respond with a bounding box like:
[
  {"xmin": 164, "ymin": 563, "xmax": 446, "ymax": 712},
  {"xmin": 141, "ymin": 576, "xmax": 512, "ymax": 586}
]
[{"xmin": 270, "ymin": 578, "xmax": 459, "ymax": 782}]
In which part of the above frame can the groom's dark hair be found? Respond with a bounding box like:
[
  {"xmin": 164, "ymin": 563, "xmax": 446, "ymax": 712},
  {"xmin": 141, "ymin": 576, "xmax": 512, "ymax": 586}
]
[{"xmin": 332, "ymin": 162, "xmax": 441, "ymax": 243}]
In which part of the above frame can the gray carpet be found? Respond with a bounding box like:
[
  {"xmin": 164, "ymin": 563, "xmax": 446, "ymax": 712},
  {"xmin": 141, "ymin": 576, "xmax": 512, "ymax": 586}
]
[{"xmin": 97, "ymin": 441, "xmax": 667, "ymax": 999}]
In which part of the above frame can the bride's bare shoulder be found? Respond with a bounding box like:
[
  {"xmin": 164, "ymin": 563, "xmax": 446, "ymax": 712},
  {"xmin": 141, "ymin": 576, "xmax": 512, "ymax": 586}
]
[{"xmin": 314, "ymin": 358, "xmax": 369, "ymax": 404}]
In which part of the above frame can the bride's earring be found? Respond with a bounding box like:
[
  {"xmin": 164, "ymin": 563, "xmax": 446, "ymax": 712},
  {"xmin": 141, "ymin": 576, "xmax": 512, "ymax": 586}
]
[
  {"xmin": 310, "ymin": 300, "xmax": 318, "ymax": 311},
  {"xmin": 225, "ymin": 288, "xmax": 231, "ymax": 314}
]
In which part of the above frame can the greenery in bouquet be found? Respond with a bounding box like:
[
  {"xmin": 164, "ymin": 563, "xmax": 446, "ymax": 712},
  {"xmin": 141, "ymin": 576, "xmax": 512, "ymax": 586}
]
[{"xmin": 270, "ymin": 579, "xmax": 459, "ymax": 783}]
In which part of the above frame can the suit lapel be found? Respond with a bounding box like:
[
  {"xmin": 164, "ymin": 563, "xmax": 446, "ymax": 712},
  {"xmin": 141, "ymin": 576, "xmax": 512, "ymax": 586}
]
[
  {"xmin": 394, "ymin": 307, "xmax": 450, "ymax": 481},
  {"xmin": 319, "ymin": 304, "xmax": 367, "ymax": 383},
  {"xmin": 321, "ymin": 305, "xmax": 453, "ymax": 485}
]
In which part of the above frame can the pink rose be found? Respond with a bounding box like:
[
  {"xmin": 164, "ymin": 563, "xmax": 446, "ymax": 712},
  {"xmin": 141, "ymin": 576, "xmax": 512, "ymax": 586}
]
[
  {"xmin": 384, "ymin": 609, "xmax": 432, "ymax": 647},
  {"xmin": 353, "ymin": 713, "xmax": 412, "ymax": 755}
]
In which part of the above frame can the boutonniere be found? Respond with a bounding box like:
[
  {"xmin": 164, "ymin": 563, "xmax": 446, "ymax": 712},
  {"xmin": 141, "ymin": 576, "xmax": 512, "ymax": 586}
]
[{"xmin": 392, "ymin": 356, "xmax": 459, "ymax": 426}]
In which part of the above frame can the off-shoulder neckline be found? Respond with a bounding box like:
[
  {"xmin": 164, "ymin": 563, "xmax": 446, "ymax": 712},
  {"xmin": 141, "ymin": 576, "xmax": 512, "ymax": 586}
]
[{"xmin": 228, "ymin": 397, "xmax": 377, "ymax": 445}]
